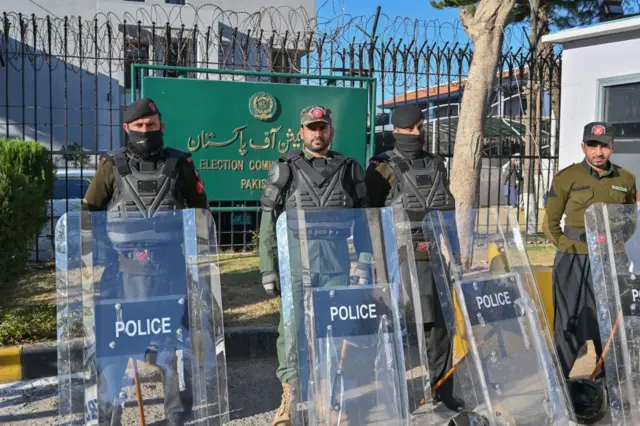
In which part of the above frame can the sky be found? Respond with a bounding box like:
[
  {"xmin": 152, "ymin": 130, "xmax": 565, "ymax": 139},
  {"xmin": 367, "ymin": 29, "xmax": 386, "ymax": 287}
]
[{"xmin": 312, "ymin": 0, "xmax": 531, "ymax": 113}]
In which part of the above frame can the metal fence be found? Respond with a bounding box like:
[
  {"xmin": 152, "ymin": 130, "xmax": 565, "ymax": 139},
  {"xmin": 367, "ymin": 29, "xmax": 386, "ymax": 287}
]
[{"xmin": 0, "ymin": 6, "xmax": 562, "ymax": 261}]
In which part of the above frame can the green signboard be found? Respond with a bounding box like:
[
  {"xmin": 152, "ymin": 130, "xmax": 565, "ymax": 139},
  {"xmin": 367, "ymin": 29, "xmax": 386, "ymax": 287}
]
[{"xmin": 142, "ymin": 77, "xmax": 369, "ymax": 202}]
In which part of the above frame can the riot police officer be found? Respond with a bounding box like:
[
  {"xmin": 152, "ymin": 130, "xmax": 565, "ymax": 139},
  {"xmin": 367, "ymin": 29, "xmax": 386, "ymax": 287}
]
[
  {"xmin": 82, "ymin": 98, "xmax": 210, "ymax": 426},
  {"xmin": 543, "ymin": 121, "xmax": 637, "ymax": 422},
  {"xmin": 82, "ymin": 97, "xmax": 209, "ymax": 213},
  {"xmin": 365, "ymin": 104, "xmax": 461, "ymax": 410},
  {"xmin": 258, "ymin": 105, "xmax": 369, "ymax": 426}
]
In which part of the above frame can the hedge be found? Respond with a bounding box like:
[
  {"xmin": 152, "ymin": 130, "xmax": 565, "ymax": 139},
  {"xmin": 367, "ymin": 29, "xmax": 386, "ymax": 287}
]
[{"xmin": 0, "ymin": 139, "xmax": 54, "ymax": 287}]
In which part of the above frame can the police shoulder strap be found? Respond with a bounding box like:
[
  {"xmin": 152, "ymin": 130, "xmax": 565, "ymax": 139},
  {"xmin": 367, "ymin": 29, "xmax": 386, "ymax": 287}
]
[
  {"xmin": 110, "ymin": 150, "xmax": 131, "ymax": 177},
  {"xmin": 387, "ymin": 150, "xmax": 411, "ymax": 173},
  {"xmin": 161, "ymin": 148, "xmax": 190, "ymax": 179}
]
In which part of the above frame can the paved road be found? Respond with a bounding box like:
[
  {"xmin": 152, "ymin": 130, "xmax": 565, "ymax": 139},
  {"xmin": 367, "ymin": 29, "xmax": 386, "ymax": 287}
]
[
  {"xmin": 0, "ymin": 343, "xmax": 602, "ymax": 425},
  {"xmin": 0, "ymin": 356, "xmax": 281, "ymax": 425}
]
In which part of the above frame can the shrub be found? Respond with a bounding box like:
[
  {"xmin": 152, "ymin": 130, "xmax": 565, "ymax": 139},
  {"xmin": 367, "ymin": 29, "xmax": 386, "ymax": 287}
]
[
  {"xmin": 0, "ymin": 139, "xmax": 54, "ymax": 286},
  {"xmin": 0, "ymin": 303, "xmax": 56, "ymax": 346}
]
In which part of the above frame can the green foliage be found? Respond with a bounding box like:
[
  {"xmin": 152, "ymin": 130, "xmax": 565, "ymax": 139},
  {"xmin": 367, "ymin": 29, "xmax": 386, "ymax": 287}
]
[
  {"xmin": 62, "ymin": 142, "xmax": 91, "ymax": 168},
  {"xmin": 0, "ymin": 303, "xmax": 56, "ymax": 346},
  {"xmin": 0, "ymin": 139, "xmax": 54, "ymax": 286},
  {"xmin": 430, "ymin": 0, "xmax": 637, "ymax": 31}
]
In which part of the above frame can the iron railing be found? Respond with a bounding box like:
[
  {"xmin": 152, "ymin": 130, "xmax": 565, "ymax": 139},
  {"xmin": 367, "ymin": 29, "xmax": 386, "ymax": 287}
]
[{"xmin": 0, "ymin": 6, "xmax": 562, "ymax": 260}]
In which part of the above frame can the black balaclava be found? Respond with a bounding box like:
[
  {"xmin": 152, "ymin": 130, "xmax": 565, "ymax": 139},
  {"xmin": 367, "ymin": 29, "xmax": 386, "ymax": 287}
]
[
  {"xmin": 391, "ymin": 104, "xmax": 425, "ymax": 159},
  {"xmin": 126, "ymin": 130, "xmax": 164, "ymax": 160}
]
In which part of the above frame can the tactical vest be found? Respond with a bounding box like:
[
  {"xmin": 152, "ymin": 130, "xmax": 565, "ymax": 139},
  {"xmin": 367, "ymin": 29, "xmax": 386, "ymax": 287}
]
[
  {"xmin": 104, "ymin": 148, "xmax": 187, "ymax": 249},
  {"xmin": 281, "ymin": 150, "xmax": 359, "ymax": 238},
  {"xmin": 382, "ymin": 149, "xmax": 455, "ymax": 236}
]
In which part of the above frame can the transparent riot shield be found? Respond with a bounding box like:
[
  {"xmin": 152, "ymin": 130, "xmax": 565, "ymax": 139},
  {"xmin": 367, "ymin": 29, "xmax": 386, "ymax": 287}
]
[
  {"xmin": 56, "ymin": 208, "xmax": 229, "ymax": 425},
  {"xmin": 276, "ymin": 207, "xmax": 435, "ymax": 425},
  {"xmin": 585, "ymin": 203, "xmax": 640, "ymax": 424},
  {"xmin": 424, "ymin": 207, "xmax": 575, "ymax": 426}
]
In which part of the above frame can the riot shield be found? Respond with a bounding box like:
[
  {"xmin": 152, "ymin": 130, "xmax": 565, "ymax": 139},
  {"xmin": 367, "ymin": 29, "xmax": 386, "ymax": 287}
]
[
  {"xmin": 585, "ymin": 203, "xmax": 640, "ymax": 424},
  {"xmin": 423, "ymin": 207, "xmax": 575, "ymax": 425},
  {"xmin": 56, "ymin": 208, "xmax": 229, "ymax": 425},
  {"xmin": 276, "ymin": 206, "xmax": 436, "ymax": 425}
]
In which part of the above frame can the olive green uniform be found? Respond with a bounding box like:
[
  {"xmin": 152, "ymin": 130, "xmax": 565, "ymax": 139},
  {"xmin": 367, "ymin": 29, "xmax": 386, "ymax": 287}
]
[
  {"xmin": 82, "ymin": 156, "xmax": 209, "ymax": 211},
  {"xmin": 543, "ymin": 159, "xmax": 637, "ymax": 378},
  {"xmin": 259, "ymin": 148, "xmax": 370, "ymax": 385},
  {"xmin": 365, "ymin": 157, "xmax": 461, "ymax": 410}
]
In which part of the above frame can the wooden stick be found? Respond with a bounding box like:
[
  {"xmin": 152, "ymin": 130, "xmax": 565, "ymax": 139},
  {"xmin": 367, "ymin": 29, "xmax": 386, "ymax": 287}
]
[
  {"xmin": 590, "ymin": 312, "xmax": 622, "ymax": 381},
  {"xmin": 338, "ymin": 340, "xmax": 348, "ymax": 369},
  {"xmin": 131, "ymin": 357, "xmax": 147, "ymax": 426}
]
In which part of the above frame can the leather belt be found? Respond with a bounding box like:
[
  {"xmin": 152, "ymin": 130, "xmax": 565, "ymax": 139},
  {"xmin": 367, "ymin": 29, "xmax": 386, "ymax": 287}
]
[{"xmin": 564, "ymin": 227, "xmax": 586, "ymax": 242}]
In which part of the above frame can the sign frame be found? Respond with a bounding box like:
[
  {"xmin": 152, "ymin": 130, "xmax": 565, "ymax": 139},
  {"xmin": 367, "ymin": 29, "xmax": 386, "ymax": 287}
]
[{"xmin": 129, "ymin": 64, "xmax": 377, "ymax": 207}]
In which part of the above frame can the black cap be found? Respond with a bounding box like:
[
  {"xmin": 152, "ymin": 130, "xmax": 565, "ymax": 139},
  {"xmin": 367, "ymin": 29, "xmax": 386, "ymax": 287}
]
[
  {"xmin": 391, "ymin": 104, "xmax": 423, "ymax": 129},
  {"xmin": 583, "ymin": 121, "xmax": 614, "ymax": 145},
  {"xmin": 123, "ymin": 98, "xmax": 161, "ymax": 124}
]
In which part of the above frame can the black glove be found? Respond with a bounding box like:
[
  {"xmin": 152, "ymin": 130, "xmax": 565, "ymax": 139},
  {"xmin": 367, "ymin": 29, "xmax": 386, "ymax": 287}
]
[{"xmin": 262, "ymin": 272, "xmax": 281, "ymax": 297}]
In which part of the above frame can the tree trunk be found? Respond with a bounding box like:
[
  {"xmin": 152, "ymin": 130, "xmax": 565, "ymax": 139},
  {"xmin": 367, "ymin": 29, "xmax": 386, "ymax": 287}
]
[
  {"xmin": 450, "ymin": 0, "xmax": 517, "ymax": 266},
  {"xmin": 522, "ymin": 5, "xmax": 552, "ymax": 237}
]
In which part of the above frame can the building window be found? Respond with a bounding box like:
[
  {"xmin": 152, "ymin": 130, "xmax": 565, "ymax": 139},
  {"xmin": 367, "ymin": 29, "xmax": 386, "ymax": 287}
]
[
  {"xmin": 124, "ymin": 38, "xmax": 150, "ymax": 90},
  {"xmin": 165, "ymin": 0, "xmax": 185, "ymax": 4},
  {"xmin": 604, "ymin": 82, "xmax": 640, "ymax": 140},
  {"xmin": 125, "ymin": 0, "xmax": 145, "ymax": 2}
]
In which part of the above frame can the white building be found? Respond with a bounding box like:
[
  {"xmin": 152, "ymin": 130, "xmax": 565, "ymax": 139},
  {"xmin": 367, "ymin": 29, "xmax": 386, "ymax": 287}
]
[
  {"xmin": 0, "ymin": 0, "xmax": 315, "ymax": 162},
  {"xmin": 542, "ymin": 16, "xmax": 640, "ymax": 174}
]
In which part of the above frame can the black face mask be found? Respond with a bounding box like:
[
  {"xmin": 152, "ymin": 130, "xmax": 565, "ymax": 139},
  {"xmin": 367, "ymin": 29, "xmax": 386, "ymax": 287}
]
[
  {"xmin": 126, "ymin": 130, "xmax": 164, "ymax": 160},
  {"xmin": 394, "ymin": 133, "xmax": 424, "ymax": 158}
]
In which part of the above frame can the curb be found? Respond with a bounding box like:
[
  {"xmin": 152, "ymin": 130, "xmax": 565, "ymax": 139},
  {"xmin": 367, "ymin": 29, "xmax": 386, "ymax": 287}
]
[{"xmin": 0, "ymin": 326, "xmax": 278, "ymax": 384}]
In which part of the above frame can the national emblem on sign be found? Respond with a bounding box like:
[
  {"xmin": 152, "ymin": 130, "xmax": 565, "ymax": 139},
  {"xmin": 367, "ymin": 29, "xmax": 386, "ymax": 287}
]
[
  {"xmin": 593, "ymin": 125, "xmax": 605, "ymax": 136},
  {"xmin": 249, "ymin": 92, "xmax": 277, "ymax": 121}
]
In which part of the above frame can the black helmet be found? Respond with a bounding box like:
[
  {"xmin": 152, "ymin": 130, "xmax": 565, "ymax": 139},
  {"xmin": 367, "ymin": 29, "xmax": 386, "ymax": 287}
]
[{"xmin": 567, "ymin": 378, "xmax": 608, "ymax": 424}]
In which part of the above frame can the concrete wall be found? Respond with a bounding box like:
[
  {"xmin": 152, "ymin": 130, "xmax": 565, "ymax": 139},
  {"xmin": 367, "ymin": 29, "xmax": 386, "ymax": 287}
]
[{"xmin": 558, "ymin": 30, "xmax": 640, "ymax": 170}]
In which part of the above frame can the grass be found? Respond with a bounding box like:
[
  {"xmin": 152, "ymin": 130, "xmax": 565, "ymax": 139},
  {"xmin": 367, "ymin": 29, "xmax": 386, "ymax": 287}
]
[
  {"xmin": 0, "ymin": 243, "xmax": 559, "ymax": 347},
  {"xmin": 0, "ymin": 252, "xmax": 280, "ymax": 346},
  {"xmin": 525, "ymin": 244, "xmax": 557, "ymax": 267}
]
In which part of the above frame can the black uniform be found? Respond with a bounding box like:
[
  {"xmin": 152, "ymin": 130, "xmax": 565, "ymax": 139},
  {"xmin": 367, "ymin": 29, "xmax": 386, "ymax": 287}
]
[
  {"xmin": 365, "ymin": 104, "xmax": 460, "ymax": 410},
  {"xmin": 81, "ymin": 98, "xmax": 210, "ymax": 426}
]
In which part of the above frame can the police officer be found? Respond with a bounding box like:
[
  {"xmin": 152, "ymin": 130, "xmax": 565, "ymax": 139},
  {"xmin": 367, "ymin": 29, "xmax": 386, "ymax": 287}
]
[
  {"xmin": 543, "ymin": 121, "xmax": 637, "ymax": 418},
  {"xmin": 365, "ymin": 104, "xmax": 461, "ymax": 410},
  {"xmin": 82, "ymin": 98, "xmax": 210, "ymax": 426},
  {"xmin": 82, "ymin": 97, "xmax": 209, "ymax": 212},
  {"xmin": 258, "ymin": 105, "xmax": 369, "ymax": 425}
]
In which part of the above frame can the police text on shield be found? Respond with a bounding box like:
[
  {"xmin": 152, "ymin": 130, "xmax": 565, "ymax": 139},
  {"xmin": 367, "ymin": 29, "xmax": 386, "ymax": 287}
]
[
  {"xmin": 115, "ymin": 318, "xmax": 172, "ymax": 338},
  {"xmin": 476, "ymin": 292, "xmax": 512, "ymax": 309},
  {"xmin": 330, "ymin": 304, "xmax": 377, "ymax": 321}
]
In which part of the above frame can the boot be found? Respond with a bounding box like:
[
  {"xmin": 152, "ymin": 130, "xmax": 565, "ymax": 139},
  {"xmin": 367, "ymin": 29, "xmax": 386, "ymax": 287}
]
[{"xmin": 272, "ymin": 382, "xmax": 296, "ymax": 426}]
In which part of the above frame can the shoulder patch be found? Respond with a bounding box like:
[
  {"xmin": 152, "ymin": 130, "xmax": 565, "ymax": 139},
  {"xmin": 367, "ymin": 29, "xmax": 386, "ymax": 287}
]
[{"xmin": 196, "ymin": 178, "xmax": 205, "ymax": 194}]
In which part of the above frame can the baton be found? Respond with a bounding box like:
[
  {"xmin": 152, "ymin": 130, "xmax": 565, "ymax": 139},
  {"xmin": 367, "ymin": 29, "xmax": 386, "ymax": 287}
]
[
  {"xmin": 330, "ymin": 339, "xmax": 349, "ymax": 411},
  {"xmin": 590, "ymin": 312, "xmax": 622, "ymax": 381},
  {"xmin": 131, "ymin": 357, "xmax": 147, "ymax": 426}
]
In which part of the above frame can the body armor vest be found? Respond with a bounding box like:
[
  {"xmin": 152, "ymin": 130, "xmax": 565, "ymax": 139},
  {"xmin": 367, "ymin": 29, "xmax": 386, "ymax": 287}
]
[
  {"xmin": 281, "ymin": 150, "xmax": 358, "ymax": 238},
  {"xmin": 381, "ymin": 148, "xmax": 455, "ymax": 237},
  {"xmin": 104, "ymin": 148, "xmax": 187, "ymax": 249}
]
